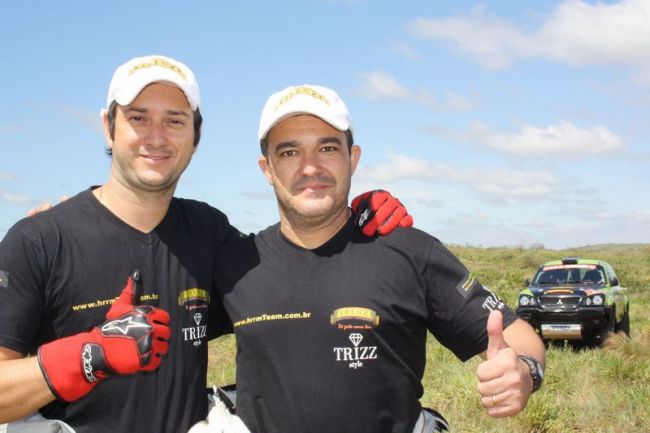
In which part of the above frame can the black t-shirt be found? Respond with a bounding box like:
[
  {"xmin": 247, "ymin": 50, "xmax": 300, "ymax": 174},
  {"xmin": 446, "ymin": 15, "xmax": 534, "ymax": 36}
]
[
  {"xmin": 214, "ymin": 218, "xmax": 516, "ymax": 433},
  {"xmin": 0, "ymin": 189, "xmax": 239, "ymax": 433}
]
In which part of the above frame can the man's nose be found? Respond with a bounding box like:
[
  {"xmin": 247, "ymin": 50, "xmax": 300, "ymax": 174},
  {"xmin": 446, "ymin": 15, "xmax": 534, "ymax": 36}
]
[
  {"xmin": 146, "ymin": 122, "xmax": 166, "ymax": 147},
  {"xmin": 300, "ymin": 151, "xmax": 322, "ymax": 175}
]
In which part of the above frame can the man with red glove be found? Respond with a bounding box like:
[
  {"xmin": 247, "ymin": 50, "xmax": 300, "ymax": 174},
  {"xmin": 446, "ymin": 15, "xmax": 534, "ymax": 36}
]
[
  {"xmin": 38, "ymin": 271, "xmax": 170, "ymax": 403},
  {"xmin": 0, "ymin": 57, "xmax": 411, "ymax": 433},
  {"xmin": 210, "ymin": 84, "xmax": 544, "ymax": 433}
]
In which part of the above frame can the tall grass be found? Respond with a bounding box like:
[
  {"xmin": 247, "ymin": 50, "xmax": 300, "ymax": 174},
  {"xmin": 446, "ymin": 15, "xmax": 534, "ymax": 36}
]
[{"xmin": 208, "ymin": 244, "xmax": 650, "ymax": 432}]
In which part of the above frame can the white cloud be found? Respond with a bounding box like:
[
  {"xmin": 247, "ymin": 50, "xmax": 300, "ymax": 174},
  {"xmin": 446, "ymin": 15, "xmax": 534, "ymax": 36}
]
[
  {"xmin": 355, "ymin": 152, "xmax": 559, "ymax": 199},
  {"xmin": 241, "ymin": 190, "xmax": 274, "ymax": 200},
  {"xmin": 358, "ymin": 70, "xmax": 409, "ymax": 100},
  {"xmin": 535, "ymin": 208, "xmax": 650, "ymax": 248},
  {"xmin": 357, "ymin": 70, "xmax": 474, "ymax": 111},
  {"xmin": 389, "ymin": 41, "xmax": 422, "ymax": 60},
  {"xmin": 538, "ymin": 0, "xmax": 650, "ymax": 66},
  {"xmin": 431, "ymin": 121, "xmax": 625, "ymax": 159},
  {"xmin": 430, "ymin": 206, "xmax": 650, "ymax": 249},
  {"xmin": 0, "ymin": 188, "xmax": 31, "ymax": 205},
  {"xmin": 408, "ymin": 1, "xmax": 650, "ymax": 70},
  {"xmin": 408, "ymin": 6, "xmax": 533, "ymax": 70},
  {"xmin": 56, "ymin": 106, "xmax": 103, "ymax": 133},
  {"xmin": 0, "ymin": 172, "xmax": 14, "ymax": 181},
  {"xmin": 430, "ymin": 212, "xmax": 538, "ymax": 248},
  {"xmin": 479, "ymin": 121, "xmax": 625, "ymax": 158}
]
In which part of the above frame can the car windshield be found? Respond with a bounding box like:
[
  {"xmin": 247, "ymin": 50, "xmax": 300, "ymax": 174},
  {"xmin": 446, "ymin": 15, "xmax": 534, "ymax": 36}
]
[{"xmin": 533, "ymin": 265, "xmax": 605, "ymax": 285}]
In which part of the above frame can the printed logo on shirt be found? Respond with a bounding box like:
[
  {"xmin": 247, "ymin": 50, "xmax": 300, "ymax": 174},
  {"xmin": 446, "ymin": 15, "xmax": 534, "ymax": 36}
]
[
  {"xmin": 178, "ymin": 288, "xmax": 210, "ymax": 311},
  {"xmin": 178, "ymin": 288, "xmax": 210, "ymax": 348},
  {"xmin": 0, "ymin": 270, "xmax": 8, "ymax": 288},
  {"xmin": 330, "ymin": 307, "xmax": 380, "ymax": 369},
  {"xmin": 455, "ymin": 272, "xmax": 480, "ymax": 298},
  {"xmin": 71, "ymin": 293, "xmax": 159, "ymax": 312},
  {"xmin": 182, "ymin": 311, "xmax": 207, "ymax": 347},
  {"xmin": 455, "ymin": 273, "xmax": 505, "ymax": 311},
  {"xmin": 233, "ymin": 311, "xmax": 312, "ymax": 328},
  {"xmin": 480, "ymin": 285, "xmax": 506, "ymax": 312},
  {"xmin": 332, "ymin": 332, "xmax": 378, "ymax": 370},
  {"xmin": 330, "ymin": 307, "xmax": 380, "ymax": 331}
]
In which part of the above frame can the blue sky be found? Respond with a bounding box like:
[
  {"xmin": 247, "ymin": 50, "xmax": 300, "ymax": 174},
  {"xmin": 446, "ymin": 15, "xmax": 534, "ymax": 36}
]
[{"xmin": 2, "ymin": 0, "xmax": 649, "ymax": 249}]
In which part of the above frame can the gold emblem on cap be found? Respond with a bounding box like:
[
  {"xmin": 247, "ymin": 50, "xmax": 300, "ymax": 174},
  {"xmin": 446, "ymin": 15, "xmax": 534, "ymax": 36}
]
[
  {"xmin": 128, "ymin": 58, "xmax": 188, "ymax": 81},
  {"xmin": 274, "ymin": 86, "xmax": 330, "ymax": 111}
]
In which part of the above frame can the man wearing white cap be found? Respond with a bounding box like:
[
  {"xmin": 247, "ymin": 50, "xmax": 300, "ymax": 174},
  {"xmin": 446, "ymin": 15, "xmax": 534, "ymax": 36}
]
[
  {"xmin": 213, "ymin": 84, "xmax": 546, "ymax": 432},
  {"xmin": 0, "ymin": 57, "xmax": 410, "ymax": 433}
]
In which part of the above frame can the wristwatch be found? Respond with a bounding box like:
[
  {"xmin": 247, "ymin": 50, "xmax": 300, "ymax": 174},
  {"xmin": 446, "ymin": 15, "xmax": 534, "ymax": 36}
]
[{"xmin": 518, "ymin": 355, "xmax": 544, "ymax": 393}]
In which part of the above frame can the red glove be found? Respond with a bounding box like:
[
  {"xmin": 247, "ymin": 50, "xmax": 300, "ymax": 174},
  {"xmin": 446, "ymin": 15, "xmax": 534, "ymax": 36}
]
[
  {"xmin": 351, "ymin": 190, "xmax": 413, "ymax": 237},
  {"xmin": 37, "ymin": 271, "xmax": 170, "ymax": 402}
]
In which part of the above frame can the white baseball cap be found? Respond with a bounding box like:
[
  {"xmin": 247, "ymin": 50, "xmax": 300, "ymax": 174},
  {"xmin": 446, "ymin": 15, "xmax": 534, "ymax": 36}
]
[
  {"xmin": 258, "ymin": 84, "xmax": 352, "ymax": 141},
  {"xmin": 105, "ymin": 55, "xmax": 200, "ymax": 111}
]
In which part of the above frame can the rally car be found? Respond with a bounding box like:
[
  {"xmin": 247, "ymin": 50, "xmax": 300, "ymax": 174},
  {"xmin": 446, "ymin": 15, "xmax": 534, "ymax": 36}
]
[{"xmin": 516, "ymin": 257, "xmax": 630, "ymax": 346}]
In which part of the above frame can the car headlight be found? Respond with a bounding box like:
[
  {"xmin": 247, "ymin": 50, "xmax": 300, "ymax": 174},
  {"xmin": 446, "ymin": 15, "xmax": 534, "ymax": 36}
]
[
  {"xmin": 519, "ymin": 295, "xmax": 536, "ymax": 307},
  {"xmin": 585, "ymin": 295, "xmax": 604, "ymax": 306}
]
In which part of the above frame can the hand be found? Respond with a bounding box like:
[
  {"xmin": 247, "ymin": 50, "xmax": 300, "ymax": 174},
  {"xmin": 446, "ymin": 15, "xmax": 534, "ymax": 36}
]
[
  {"xmin": 26, "ymin": 196, "xmax": 69, "ymax": 217},
  {"xmin": 350, "ymin": 190, "xmax": 413, "ymax": 237},
  {"xmin": 37, "ymin": 271, "xmax": 170, "ymax": 402},
  {"xmin": 476, "ymin": 310, "xmax": 533, "ymax": 417}
]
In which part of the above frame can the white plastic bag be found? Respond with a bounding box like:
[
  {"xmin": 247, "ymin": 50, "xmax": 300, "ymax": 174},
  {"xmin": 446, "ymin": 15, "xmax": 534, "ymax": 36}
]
[{"xmin": 188, "ymin": 387, "xmax": 251, "ymax": 433}]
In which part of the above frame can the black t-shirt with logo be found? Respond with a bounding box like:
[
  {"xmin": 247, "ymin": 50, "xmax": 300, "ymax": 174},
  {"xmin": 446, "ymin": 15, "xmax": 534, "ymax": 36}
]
[
  {"xmin": 0, "ymin": 189, "xmax": 238, "ymax": 433},
  {"xmin": 215, "ymin": 218, "xmax": 516, "ymax": 433}
]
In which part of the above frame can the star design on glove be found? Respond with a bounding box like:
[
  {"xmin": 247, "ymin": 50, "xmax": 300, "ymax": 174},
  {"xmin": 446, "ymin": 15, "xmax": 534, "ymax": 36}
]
[
  {"xmin": 358, "ymin": 208, "xmax": 370, "ymax": 227},
  {"xmin": 101, "ymin": 316, "xmax": 151, "ymax": 335}
]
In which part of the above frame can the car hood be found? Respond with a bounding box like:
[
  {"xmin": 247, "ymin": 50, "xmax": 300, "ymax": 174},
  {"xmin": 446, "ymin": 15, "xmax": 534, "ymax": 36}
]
[{"xmin": 529, "ymin": 284, "xmax": 606, "ymax": 297}]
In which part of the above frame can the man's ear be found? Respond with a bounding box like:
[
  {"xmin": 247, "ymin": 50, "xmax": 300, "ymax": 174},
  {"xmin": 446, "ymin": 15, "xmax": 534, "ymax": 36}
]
[
  {"xmin": 102, "ymin": 110, "xmax": 113, "ymax": 150},
  {"xmin": 350, "ymin": 145, "xmax": 362, "ymax": 176},
  {"xmin": 258, "ymin": 156, "xmax": 273, "ymax": 185}
]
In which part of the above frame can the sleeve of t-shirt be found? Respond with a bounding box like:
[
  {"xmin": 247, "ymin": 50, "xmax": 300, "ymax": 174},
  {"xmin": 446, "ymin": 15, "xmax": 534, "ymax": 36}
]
[
  {"xmin": 210, "ymin": 233, "xmax": 260, "ymax": 339},
  {"xmin": 205, "ymin": 208, "xmax": 244, "ymax": 340},
  {"xmin": 423, "ymin": 240, "xmax": 517, "ymax": 362},
  {"xmin": 0, "ymin": 223, "xmax": 47, "ymax": 354},
  {"xmin": 208, "ymin": 251, "xmax": 234, "ymax": 340}
]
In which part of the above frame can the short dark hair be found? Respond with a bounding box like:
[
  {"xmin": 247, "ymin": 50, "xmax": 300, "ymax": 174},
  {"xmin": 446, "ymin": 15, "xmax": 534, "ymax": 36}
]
[
  {"xmin": 104, "ymin": 100, "xmax": 203, "ymax": 156},
  {"xmin": 259, "ymin": 129, "xmax": 354, "ymax": 157}
]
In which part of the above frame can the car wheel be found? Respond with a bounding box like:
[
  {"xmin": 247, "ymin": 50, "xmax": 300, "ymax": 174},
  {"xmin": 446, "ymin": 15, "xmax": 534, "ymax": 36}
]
[
  {"xmin": 616, "ymin": 305, "xmax": 631, "ymax": 337},
  {"xmin": 598, "ymin": 307, "xmax": 616, "ymax": 346}
]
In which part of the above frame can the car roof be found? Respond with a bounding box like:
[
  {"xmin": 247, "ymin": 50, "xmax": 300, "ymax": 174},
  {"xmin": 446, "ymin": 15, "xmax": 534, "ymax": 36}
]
[{"xmin": 541, "ymin": 257, "xmax": 610, "ymax": 267}]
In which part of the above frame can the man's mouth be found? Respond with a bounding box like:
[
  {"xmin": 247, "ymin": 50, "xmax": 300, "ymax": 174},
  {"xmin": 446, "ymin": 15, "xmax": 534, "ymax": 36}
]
[
  {"xmin": 294, "ymin": 177, "xmax": 335, "ymax": 193},
  {"xmin": 141, "ymin": 154, "xmax": 170, "ymax": 163}
]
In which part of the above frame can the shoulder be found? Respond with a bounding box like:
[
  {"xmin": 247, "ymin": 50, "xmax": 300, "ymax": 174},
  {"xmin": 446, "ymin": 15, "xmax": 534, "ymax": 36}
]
[
  {"xmin": 370, "ymin": 226, "xmax": 468, "ymax": 272},
  {"xmin": 215, "ymin": 225, "xmax": 278, "ymax": 270},
  {"xmin": 4, "ymin": 190, "xmax": 90, "ymax": 243},
  {"xmin": 170, "ymin": 198, "xmax": 246, "ymax": 249},
  {"xmin": 171, "ymin": 198, "xmax": 236, "ymax": 231},
  {"xmin": 372, "ymin": 226, "xmax": 442, "ymax": 255},
  {"xmin": 172, "ymin": 197, "xmax": 228, "ymax": 219}
]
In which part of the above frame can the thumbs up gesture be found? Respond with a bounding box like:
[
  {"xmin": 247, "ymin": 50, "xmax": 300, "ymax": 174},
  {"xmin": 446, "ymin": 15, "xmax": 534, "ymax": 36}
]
[
  {"xmin": 476, "ymin": 310, "xmax": 534, "ymax": 418},
  {"xmin": 37, "ymin": 271, "xmax": 171, "ymax": 402}
]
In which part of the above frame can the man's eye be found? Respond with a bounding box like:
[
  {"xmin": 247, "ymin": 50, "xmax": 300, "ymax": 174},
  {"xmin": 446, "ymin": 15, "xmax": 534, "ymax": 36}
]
[
  {"xmin": 280, "ymin": 150, "xmax": 297, "ymax": 157},
  {"xmin": 168, "ymin": 119, "xmax": 185, "ymax": 126},
  {"xmin": 130, "ymin": 116, "xmax": 144, "ymax": 122},
  {"xmin": 320, "ymin": 146, "xmax": 338, "ymax": 152}
]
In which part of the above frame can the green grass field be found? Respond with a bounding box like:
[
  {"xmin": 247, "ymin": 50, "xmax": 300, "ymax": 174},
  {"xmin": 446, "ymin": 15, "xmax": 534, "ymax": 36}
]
[{"xmin": 208, "ymin": 243, "xmax": 650, "ymax": 432}]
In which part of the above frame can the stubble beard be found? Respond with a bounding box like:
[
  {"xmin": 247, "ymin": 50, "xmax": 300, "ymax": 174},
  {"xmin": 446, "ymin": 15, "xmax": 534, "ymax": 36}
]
[
  {"xmin": 112, "ymin": 154, "xmax": 187, "ymax": 196},
  {"xmin": 275, "ymin": 182, "xmax": 351, "ymax": 233}
]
